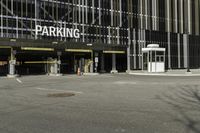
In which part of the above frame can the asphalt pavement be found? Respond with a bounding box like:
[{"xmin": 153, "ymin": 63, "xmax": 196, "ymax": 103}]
[{"xmin": 0, "ymin": 74, "xmax": 200, "ymax": 133}]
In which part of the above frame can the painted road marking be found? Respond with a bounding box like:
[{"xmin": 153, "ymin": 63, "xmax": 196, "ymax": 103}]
[
  {"xmin": 35, "ymin": 87, "xmax": 83, "ymax": 94},
  {"xmin": 16, "ymin": 78, "xmax": 22, "ymax": 84}
]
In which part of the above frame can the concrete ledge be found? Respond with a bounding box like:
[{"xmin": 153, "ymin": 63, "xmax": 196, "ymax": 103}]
[
  {"xmin": 185, "ymin": 72, "xmax": 192, "ymax": 74},
  {"xmin": 126, "ymin": 70, "xmax": 131, "ymax": 73},
  {"xmin": 48, "ymin": 73, "xmax": 63, "ymax": 76},
  {"xmin": 110, "ymin": 70, "xmax": 118, "ymax": 74},
  {"xmin": 83, "ymin": 73, "xmax": 100, "ymax": 76},
  {"xmin": 7, "ymin": 74, "xmax": 19, "ymax": 78}
]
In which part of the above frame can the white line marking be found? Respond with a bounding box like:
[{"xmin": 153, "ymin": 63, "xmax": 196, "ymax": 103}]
[
  {"xmin": 16, "ymin": 78, "xmax": 22, "ymax": 84},
  {"xmin": 35, "ymin": 87, "xmax": 83, "ymax": 94}
]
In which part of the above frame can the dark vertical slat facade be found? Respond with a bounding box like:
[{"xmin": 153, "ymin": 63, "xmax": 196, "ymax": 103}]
[{"xmin": 0, "ymin": 0, "xmax": 200, "ymax": 70}]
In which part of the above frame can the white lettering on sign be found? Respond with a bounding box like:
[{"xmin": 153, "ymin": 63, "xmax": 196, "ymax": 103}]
[
  {"xmin": 35, "ymin": 25, "xmax": 80, "ymax": 39},
  {"xmin": 42, "ymin": 26, "xmax": 49, "ymax": 36},
  {"xmin": 49, "ymin": 26, "xmax": 56, "ymax": 36}
]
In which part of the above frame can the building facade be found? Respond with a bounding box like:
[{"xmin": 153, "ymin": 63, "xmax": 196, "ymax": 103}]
[{"xmin": 0, "ymin": 0, "xmax": 200, "ymax": 76}]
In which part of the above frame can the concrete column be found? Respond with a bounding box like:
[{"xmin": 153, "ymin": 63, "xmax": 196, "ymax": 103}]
[
  {"xmin": 9, "ymin": 62, "xmax": 15, "ymax": 75},
  {"xmin": 127, "ymin": 46, "xmax": 131, "ymax": 72},
  {"xmin": 50, "ymin": 62, "xmax": 55, "ymax": 74},
  {"xmin": 49, "ymin": 59, "xmax": 62, "ymax": 76},
  {"xmin": 90, "ymin": 52, "xmax": 94, "ymax": 73},
  {"xmin": 7, "ymin": 48, "xmax": 18, "ymax": 78},
  {"xmin": 54, "ymin": 60, "xmax": 58, "ymax": 74},
  {"xmin": 100, "ymin": 53, "xmax": 106, "ymax": 73},
  {"xmin": 127, "ymin": 28, "xmax": 131, "ymax": 73},
  {"xmin": 90, "ymin": 63, "xmax": 94, "ymax": 73},
  {"xmin": 110, "ymin": 53, "xmax": 118, "ymax": 73}
]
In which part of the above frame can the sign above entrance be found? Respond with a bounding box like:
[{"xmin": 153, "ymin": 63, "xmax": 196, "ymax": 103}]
[{"xmin": 35, "ymin": 25, "xmax": 80, "ymax": 39}]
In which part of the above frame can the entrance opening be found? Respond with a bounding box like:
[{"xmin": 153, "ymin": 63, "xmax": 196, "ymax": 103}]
[
  {"xmin": 74, "ymin": 53, "xmax": 92, "ymax": 73},
  {"xmin": 0, "ymin": 48, "xmax": 10, "ymax": 76},
  {"xmin": 16, "ymin": 51, "xmax": 57, "ymax": 75},
  {"xmin": 16, "ymin": 49, "xmax": 94, "ymax": 75},
  {"xmin": 0, "ymin": 46, "xmax": 127, "ymax": 76},
  {"xmin": 104, "ymin": 53, "xmax": 127, "ymax": 72}
]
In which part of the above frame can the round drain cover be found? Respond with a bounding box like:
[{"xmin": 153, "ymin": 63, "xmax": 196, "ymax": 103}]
[{"xmin": 47, "ymin": 92, "xmax": 75, "ymax": 98}]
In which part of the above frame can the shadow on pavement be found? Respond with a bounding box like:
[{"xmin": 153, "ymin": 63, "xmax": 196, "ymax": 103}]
[{"xmin": 158, "ymin": 85, "xmax": 200, "ymax": 133}]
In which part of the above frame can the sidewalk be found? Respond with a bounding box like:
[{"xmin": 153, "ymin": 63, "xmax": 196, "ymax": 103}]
[{"xmin": 128, "ymin": 69, "xmax": 200, "ymax": 76}]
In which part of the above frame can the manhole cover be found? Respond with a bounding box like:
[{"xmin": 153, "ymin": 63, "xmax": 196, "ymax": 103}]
[{"xmin": 47, "ymin": 92, "xmax": 75, "ymax": 98}]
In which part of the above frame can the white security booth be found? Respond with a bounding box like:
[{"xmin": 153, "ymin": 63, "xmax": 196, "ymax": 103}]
[{"xmin": 142, "ymin": 44, "xmax": 166, "ymax": 73}]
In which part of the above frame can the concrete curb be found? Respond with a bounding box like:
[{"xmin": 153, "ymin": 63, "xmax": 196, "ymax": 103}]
[
  {"xmin": 48, "ymin": 73, "xmax": 63, "ymax": 76},
  {"xmin": 7, "ymin": 74, "xmax": 19, "ymax": 78},
  {"xmin": 129, "ymin": 72, "xmax": 200, "ymax": 77}
]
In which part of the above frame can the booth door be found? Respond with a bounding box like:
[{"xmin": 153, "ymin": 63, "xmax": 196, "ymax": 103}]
[{"xmin": 143, "ymin": 52, "xmax": 148, "ymax": 71}]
